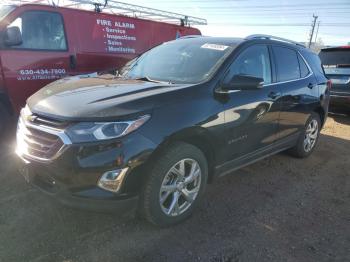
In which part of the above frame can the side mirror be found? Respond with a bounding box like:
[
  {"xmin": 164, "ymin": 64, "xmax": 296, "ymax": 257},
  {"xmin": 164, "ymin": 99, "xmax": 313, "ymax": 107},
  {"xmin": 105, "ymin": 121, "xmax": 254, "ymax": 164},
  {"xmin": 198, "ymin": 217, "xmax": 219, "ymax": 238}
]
[
  {"xmin": 223, "ymin": 74, "xmax": 264, "ymax": 90},
  {"xmin": 4, "ymin": 26, "xmax": 22, "ymax": 46}
]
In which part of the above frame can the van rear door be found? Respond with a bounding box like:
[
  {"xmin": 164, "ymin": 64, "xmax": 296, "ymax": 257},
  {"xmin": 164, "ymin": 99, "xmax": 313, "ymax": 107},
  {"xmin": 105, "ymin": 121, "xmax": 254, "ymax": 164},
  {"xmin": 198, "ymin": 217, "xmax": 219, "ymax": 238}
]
[{"xmin": 1, "ymin": 9, "xmax": 73, "ymax": 112}]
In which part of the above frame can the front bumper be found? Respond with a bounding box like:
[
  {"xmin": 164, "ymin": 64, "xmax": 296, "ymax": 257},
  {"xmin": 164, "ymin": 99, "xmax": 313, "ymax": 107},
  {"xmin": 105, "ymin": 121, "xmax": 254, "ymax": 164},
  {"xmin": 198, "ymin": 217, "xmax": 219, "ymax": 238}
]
[
  {"xmin": 17, "ymin": 155, "xmax": 140, "ymax": 212},
  {"xmin": 16, "ymin": 131, "xmax": 157, "ymax": 212}
]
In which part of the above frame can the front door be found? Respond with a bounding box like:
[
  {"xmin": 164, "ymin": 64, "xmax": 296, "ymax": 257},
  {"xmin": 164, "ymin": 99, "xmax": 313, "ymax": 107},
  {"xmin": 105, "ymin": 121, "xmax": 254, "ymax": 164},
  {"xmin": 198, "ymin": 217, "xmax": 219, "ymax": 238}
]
[
  {"xmin": 1, "ymin": 10, "xmax": 73, "ymax": 113},
  {"xmin": 221, "ymin": 44, "xmax": 282, "ymax": 162}
]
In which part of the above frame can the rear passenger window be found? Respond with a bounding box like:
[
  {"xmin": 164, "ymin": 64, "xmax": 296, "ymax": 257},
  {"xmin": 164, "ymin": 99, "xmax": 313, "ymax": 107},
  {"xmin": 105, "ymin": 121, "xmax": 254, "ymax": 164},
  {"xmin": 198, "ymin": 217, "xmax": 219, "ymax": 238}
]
[
  {"xmin": 298, "ymin": 54, "xmax": 310, "ymax": 78},
  {"xmin": 273, "ymin": 46, "xmax": 300, "ymax": 81},
  {"xmin": 7, "ymin": 11, "xmax": 67, "ymax": 51}
]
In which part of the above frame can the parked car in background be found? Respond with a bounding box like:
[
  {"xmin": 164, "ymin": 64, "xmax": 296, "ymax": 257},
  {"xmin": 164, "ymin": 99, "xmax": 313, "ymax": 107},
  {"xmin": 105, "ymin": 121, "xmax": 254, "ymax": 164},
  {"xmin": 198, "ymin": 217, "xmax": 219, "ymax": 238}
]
[
  {"xmin": 0, "ymin": 3, "xmax": 203, "ymax": 136},
  {"xmin": 319, "ymin": 46, "xmax": 350, "ymax": 112},
  {"xmin": 16, "ymin": 35, "xmax": 330, "ymax": 226}
]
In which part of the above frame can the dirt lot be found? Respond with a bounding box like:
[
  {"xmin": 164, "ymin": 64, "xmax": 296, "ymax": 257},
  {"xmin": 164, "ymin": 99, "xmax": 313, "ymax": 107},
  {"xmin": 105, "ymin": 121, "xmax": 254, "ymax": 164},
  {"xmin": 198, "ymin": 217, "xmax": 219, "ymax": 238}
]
[{"xmin": 0, "ymin": 113, "xmax": 349, "ymax": 262}]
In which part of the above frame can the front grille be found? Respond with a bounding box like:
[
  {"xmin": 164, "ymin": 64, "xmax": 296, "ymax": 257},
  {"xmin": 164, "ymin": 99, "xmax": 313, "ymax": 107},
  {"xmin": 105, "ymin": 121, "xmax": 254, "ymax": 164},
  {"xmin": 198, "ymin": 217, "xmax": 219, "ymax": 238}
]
[
  {"xmin": 31, "ymin": 115, "xmax": 69, "ymax": 129},
  {"xmin": 16, "ymin": 112, "xmax": 70, "ymax": 162}
]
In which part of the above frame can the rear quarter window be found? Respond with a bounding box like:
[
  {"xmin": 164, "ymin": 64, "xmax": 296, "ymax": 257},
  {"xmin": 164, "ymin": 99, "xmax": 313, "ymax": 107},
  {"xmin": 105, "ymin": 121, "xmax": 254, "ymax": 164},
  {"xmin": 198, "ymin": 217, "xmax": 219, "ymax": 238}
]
[{"xmin": 298, "ymin": 53, "xmax": 310, "ymax": 78}]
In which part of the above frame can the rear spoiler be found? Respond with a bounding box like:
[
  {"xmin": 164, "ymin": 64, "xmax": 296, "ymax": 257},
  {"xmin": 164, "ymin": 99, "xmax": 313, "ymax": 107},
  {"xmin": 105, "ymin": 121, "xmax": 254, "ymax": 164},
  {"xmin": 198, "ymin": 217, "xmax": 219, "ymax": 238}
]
[{"xmin": 321, "ymin": 46, "xmax": 350, "ymax": 51}]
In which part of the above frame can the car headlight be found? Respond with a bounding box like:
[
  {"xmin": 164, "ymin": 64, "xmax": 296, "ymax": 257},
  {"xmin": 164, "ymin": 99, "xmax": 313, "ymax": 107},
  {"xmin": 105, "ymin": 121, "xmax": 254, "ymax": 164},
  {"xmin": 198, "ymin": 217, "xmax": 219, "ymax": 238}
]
[{"xmin": 66, "ymin": 115, "xmax": 150, "ymax": 143}]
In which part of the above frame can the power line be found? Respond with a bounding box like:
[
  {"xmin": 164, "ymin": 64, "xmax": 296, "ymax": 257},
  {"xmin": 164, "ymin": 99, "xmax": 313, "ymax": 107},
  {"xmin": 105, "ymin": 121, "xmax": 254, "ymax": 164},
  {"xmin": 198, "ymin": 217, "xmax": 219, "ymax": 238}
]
[{"xmin": 210, "ymin": 22, "xmax": 350, "ymax": 26}]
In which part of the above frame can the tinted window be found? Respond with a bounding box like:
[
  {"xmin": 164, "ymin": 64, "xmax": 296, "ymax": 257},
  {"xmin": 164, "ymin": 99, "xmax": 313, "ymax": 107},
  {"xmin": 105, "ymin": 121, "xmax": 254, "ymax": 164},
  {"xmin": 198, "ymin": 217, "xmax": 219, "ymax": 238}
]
[
  {"xmin": 298, "ymin": 54, "xmax": 310, "ymax": 78},
  {"xmin": 225, "ymin": 45, "xmax": 272, "ymax": 84},
  {"xmin": 273, "ymin": 46, "xmax": 300, "ymax": 81},
  {"xmin": 319, "ymin": 49, "xmax": 350, "ymax": 66},
  {"xmin": 122, "ymin": 40, "xmax": 236, "ymax": 84},
  {"xmin": 8, "ymin": 11, "xmax": 67, "ymax": 50}
]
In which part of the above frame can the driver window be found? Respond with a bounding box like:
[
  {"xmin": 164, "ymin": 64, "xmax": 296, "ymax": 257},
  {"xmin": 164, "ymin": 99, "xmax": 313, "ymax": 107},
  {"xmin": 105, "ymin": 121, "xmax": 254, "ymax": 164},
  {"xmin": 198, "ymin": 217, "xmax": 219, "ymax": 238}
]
[
  {"xmin": 7, "ymin": 11, "xmax": 67, "ymax": 51},
  {"xmin": 224, "ymin": 45, "xmax": 272, "ymax": 84}
]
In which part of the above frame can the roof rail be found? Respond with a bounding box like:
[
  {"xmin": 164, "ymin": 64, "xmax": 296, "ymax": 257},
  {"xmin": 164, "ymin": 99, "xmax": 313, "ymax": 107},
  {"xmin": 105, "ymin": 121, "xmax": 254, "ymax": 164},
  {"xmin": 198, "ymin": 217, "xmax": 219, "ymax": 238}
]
[
  {"xmin": 8, "ymin": 0, "xmax": 207, "ymax": 26},
  {"xmin": 245, "ymin": 34, "xmax": 306, "ymax": 48},
  {"xmin": 178, "ymin": 35, "xmax": 203, "ymax": 39}
]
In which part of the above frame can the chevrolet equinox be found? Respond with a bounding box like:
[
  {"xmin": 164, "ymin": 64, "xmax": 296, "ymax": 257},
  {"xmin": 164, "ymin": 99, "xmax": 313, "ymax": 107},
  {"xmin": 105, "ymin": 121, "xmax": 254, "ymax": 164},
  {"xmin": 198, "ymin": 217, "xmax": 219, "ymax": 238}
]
[{"xmin": 16, "ymin": 35, "xmax": 330, "ymax": 226}]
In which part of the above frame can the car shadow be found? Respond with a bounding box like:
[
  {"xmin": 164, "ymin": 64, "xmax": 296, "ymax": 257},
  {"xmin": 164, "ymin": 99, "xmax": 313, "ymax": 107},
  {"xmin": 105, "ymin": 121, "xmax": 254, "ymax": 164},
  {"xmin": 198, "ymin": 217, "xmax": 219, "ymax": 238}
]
[
  {"xmin": 0, "ymin": 123, "xmax": 349, "ymax": 261},
  {"xmin": 328, "ymin": 110, "xmax": 350, "ymax": 125}
]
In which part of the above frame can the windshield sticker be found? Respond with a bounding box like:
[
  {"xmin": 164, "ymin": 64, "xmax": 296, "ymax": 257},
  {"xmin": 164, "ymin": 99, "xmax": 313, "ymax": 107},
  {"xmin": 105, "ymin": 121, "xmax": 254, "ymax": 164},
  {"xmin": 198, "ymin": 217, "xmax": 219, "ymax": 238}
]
[{"xmin": 201, "ymin": 43, "xmax": 229, "ymax": 51}]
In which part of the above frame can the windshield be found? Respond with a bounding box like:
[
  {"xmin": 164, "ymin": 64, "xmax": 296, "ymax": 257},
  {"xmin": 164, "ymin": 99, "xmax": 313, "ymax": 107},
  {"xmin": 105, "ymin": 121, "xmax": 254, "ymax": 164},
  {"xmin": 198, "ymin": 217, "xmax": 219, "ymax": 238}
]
[
  {"xmin": 319, "ymin": 49, "xmax": 350, "ymax": 66},
  {"xmin": 0, "ymin": 5, "xmax": 15, "ymax": 21},
  {"xmin": 121, "ymin": 40, "xmax": 235, "ymax": 84}
]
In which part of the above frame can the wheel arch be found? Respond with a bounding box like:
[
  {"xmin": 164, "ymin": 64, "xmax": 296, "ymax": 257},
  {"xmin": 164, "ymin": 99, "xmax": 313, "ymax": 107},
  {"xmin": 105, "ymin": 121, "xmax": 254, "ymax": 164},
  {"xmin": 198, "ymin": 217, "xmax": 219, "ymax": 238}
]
[
  {"xmin": 313, "ymin": 105, "xmax": 326, "ymax": 127},
  {"xmin": 123, "ymin": 126, "xmax": 218, "ymax": 194}
]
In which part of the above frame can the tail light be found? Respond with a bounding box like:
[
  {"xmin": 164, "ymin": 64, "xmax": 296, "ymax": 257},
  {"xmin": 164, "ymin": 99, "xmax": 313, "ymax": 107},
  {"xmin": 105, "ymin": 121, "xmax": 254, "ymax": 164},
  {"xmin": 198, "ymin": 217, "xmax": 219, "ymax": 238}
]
[{"xmin": 327, "ymin": 79, "xmax": 332, "ymax": 90}]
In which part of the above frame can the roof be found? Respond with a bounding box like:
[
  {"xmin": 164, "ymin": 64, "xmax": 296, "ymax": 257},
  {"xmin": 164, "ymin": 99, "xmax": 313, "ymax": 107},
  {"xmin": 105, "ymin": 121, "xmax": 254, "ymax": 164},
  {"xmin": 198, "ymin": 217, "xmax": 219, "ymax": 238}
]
[{"xmin": 177, "ymin": 36, "xmax": 244, "ymax": 47}]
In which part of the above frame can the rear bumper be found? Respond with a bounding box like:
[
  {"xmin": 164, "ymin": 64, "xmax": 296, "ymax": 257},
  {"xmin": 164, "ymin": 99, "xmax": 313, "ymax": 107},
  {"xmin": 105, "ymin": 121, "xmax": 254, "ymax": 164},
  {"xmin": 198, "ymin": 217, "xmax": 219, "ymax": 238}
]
[{"xmin": 330, "ymin": 91, "xmax": 350, "ymax": 108}]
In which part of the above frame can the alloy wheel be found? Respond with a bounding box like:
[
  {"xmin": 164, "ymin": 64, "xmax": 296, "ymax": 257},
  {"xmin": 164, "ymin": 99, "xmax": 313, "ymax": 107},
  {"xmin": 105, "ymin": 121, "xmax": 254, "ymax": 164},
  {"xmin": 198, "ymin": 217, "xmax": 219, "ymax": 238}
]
[
  {"xmin": 303, "ymin": 119, "xmax": 319, "ymax": 152},
  {"xmin": 159, "ymin": 158, "xmax": 202, "ymax": 217}
]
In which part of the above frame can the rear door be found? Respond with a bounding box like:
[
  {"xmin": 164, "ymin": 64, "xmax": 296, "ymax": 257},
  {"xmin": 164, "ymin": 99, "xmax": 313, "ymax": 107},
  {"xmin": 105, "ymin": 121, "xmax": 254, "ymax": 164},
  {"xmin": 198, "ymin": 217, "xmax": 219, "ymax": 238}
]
[
  {"xmin": 271, "ymin": 45, "xmax": 319, "ymax": 141},
  {"xmin": 222, "ymin": 44, "xmax": 282, "ymax": 161},
  {"xmin": 1, "ymin": 9, "xmax": 73, "ymax": 112}
]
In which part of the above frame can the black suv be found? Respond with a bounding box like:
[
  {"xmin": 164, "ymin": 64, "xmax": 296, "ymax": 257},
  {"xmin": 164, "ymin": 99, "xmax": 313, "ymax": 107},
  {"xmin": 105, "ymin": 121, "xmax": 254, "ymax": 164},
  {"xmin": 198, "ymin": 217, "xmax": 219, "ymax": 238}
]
[
  {"xmin": 319, "ymin": 46, "xmax": 350, "ymax": 111},
  {"xmin": 16, "ymin": 35, "xmax": 330, "ymax": 226}
]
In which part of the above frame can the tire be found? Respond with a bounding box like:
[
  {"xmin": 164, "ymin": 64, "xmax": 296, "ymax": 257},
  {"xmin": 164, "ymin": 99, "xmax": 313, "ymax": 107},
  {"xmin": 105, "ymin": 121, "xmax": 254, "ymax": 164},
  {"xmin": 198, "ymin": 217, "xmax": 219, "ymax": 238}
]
[
  {"xmin": 289, "ymin": 112, "xmax": 321, "ymax": 158},
  {"xmin": 140, "ymin": 142, "xmax": 208, "ymax": 226},
  {"xmin": 0, "ymin": 103, "xmax": 10, "ymax": 140}
]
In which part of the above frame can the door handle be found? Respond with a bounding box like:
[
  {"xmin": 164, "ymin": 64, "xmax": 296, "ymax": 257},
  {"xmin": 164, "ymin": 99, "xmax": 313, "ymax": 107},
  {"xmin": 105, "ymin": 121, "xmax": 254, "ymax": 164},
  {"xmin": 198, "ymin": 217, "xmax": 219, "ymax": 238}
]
[
  {"xmin": 69, "ymin": 54, "xmax": 77, "ymax": 69},
  {"xmin": 308, "ymin": 83, "xmax": 315, "ymax": 89},
  {"xmin": 268, "ymin": 91, "xmax": 281, "ymax": 100}
]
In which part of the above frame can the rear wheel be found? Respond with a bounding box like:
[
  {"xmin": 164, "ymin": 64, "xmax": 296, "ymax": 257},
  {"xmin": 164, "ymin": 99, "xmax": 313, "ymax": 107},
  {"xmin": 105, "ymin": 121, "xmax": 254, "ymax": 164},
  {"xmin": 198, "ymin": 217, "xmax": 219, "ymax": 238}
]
[
  {"xmin": 289, "ymin": 112, "xmax": 321, "ymax": 158},
  {"xmin": 140, "ymin": 142, "xmax": 208, "ymax": 226}
]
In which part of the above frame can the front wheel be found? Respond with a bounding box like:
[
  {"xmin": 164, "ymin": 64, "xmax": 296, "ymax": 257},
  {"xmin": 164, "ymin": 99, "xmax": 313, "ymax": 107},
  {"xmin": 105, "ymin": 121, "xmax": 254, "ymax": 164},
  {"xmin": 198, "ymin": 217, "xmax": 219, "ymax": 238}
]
[
  {"xmin": 140, "ymin": 142, "xmax": 208, "ymax": 226},
  {"xmin": 289, "ymin": 112, "xmax": 321, "ymax": 158}
]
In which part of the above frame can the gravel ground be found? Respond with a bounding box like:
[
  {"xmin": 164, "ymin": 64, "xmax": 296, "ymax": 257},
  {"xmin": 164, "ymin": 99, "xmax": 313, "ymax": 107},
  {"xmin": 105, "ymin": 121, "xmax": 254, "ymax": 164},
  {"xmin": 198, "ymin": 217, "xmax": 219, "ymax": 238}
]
[{"xmin": 0, "ymin": 113, "xmax": 349, "ymax": 262}]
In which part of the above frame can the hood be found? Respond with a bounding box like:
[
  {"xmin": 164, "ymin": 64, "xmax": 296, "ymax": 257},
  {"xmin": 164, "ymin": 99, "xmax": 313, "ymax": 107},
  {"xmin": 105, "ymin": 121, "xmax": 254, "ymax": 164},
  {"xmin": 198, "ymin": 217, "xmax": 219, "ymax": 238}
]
[{"xmin": 27, "ymin": 74, "xmax": 190, "ymax": 121}]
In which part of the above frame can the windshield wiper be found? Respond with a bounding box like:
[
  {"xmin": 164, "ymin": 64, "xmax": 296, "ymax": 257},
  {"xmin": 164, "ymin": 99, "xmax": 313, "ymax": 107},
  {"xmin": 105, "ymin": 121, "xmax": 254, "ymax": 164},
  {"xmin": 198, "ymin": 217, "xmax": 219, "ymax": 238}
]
[{"xmin": 134, "ymin": 76, "xmax": 173, "ymax": 84}]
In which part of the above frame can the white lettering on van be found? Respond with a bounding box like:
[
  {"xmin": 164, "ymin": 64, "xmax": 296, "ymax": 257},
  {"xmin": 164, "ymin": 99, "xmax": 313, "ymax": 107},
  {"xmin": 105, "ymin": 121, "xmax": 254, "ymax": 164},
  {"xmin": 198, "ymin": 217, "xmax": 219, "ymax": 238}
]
[
  {"xmin": 97, "ymin": 19, "xmax": 112, "ymax": 26},
  {"xmin": 115, "ymin": 21, "xmax": 135, "ymax": 29}
]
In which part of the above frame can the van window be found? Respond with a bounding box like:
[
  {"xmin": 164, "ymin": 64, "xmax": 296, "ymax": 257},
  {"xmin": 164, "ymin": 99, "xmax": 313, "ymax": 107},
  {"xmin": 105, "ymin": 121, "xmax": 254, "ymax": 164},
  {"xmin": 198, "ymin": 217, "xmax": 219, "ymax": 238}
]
[
  {"xmin": 298, "ymin": 54, "xmax": 310, "ymax": 78},
  {"xmin": 273, "ymin": 46, "xmax": 300, "ymax": 82},
  {"xmin": 8, "ymin": 11, "xmax": 67, "ymax": 51},
  {"xmin": 224, "ymin": 45, "xmax": 272, "ymax": 84}
]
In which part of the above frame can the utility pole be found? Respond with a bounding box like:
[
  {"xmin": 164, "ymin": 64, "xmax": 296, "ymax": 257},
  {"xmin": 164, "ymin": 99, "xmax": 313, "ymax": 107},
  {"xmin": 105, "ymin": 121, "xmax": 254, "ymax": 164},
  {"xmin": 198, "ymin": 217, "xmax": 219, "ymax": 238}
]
[
  {"xmin": 308, "ymin": 14, "xmax": 318, "ymax": 48},
  {"xmin": 314, "ymin": 21, "xmax": 320, "ymax": 44}
]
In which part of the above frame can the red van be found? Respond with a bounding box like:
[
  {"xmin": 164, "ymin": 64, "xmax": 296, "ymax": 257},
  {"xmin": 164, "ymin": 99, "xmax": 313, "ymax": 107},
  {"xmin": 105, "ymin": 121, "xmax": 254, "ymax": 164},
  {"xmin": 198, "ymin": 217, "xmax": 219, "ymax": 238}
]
[{"xmin": 0, "ymin": 3, "xmax": 203, "ymax": 135}]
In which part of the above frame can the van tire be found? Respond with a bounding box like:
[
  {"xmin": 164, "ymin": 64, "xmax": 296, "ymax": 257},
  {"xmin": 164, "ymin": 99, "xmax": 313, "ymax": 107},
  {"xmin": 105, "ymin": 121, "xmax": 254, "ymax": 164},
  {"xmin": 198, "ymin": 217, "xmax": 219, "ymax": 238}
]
[
  {"xmin": 289, "ymin": 112, "xmax": 321, "ymax": 158},
  {"xmin": 140, "ymin": 142, "xmax": 208, "ymax": 227}
]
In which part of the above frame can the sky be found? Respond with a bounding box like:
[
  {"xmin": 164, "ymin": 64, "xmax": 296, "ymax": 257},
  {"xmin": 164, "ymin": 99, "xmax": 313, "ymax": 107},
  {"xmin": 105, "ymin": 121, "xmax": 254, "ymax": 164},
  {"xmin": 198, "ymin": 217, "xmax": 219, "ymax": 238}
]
[
  {"xmin": 3, "ymin": 0, "xmax": 350, "ymax": 46},
  {"xmin": 130, "ymin": 0, "xmax": 350, "ymax": 46}
]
